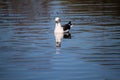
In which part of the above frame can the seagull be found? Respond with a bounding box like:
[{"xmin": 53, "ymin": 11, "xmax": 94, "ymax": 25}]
[
  {"xmin": 54, "ymin": 17, "xmax": 72, "ymax": 47},
  {"xmin": 54, "ymin": 17, "xmax": 72, "ymax": 33}
]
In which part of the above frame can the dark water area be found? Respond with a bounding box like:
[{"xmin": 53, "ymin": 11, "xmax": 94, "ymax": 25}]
[{"xmin": 0, "ymin": 0, "xmax": 120, "ymax": 80}]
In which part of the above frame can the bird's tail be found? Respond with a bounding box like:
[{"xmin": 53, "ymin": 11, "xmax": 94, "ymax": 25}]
[{"xmin": 68, "ymin": 21, "xmax": 73, "ymax": 27}]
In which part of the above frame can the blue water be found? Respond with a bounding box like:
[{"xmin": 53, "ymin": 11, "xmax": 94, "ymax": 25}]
[{"xmin": 0, "ymin": 0, "xmax": 120, "ymax": 80}]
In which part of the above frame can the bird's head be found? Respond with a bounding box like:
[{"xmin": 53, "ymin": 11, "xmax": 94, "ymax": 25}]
[{"xmin": 55, "ymin": 17, "xmax": 61, "ymax": 23}]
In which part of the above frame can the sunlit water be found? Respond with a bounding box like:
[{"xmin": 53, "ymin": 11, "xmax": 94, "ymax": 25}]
[{"xmin": 0, "ymin": 0, "xmax": 120, "ymax": 80}]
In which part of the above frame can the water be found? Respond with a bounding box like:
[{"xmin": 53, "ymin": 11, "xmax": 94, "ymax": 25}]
[{"xmin": 0, "ymin": 0, "xmax": 120, "ymax": 80}]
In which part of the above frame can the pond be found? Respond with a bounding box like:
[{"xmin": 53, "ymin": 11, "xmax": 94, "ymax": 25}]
[{"xmin": 0, "ymin": 0, "xmax": 120, "ymax": 80}]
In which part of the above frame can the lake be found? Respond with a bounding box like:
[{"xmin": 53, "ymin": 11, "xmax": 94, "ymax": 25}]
[{"xmin": 0, "ymin": 0, "xmax": 120, "ymax": 80}]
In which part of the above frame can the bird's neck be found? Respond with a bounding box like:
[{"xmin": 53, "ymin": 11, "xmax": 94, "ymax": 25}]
[
  {"xmin": 56, "ymin": 22, "xmax": 62, "ymax": 28},
  {"xmin": 54, "ymin": 22, "xmax": 63, "ymax": 33}
]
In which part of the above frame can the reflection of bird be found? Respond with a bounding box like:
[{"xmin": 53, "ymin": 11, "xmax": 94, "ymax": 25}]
[
  {"xmin": 54, "ymin": 33, "xmax": 63, "ymax": 47},
  {"xmin": 64, "ymin": 32, "xmax": 71, "ymax": 39},
  {"xmin": 54, "ymin": 17, "xmax": 72, "ymax": 47}
]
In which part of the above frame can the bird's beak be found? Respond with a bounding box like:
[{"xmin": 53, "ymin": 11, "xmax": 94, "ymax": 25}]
[{"xmin": 55, "ymin": 21, "xmax": 59, "ymax": 23}]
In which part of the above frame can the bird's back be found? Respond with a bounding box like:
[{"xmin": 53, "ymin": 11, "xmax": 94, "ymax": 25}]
[{"xmin": 62, "ymin": 21, "xmax": 72, "ymax": 32}]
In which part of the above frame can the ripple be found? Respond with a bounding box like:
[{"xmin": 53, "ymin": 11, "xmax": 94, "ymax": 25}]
[{"xmin": 0, "ymin": 0, "xmax": 120, "ymax": 80}]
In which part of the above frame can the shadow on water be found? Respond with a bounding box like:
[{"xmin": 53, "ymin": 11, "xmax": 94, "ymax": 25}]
[{"xmin": 0, "ymin": 0, "xmax": 120, "ymax": 80}]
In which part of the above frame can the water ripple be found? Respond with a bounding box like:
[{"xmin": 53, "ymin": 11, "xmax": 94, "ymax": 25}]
[{"xmin": 0, "ymin": 0, "xmax": 120, "ymax": 80}]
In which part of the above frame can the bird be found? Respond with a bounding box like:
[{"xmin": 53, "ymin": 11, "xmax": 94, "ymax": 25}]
[
  {"xmin": 54, "ymin": 17, "xmax": 72, "ymax": 33},
  {"xmin": 54, "ymin": 17, "xmax": 72, "ymax": 47}
]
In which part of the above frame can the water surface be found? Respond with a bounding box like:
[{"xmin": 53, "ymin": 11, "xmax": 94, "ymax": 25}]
[{"xmin": 0, "ymin": 0, "xmax": 120, "ymax": 80}]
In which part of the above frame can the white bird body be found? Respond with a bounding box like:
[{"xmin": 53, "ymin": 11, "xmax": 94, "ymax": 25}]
[
  {"xmin": 54, "ymin": 17, "xmax": 64, "ymax": 33},
  {"xmin": 54, "ymin": 22, "xmax": 64, "ymax": 33}
]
